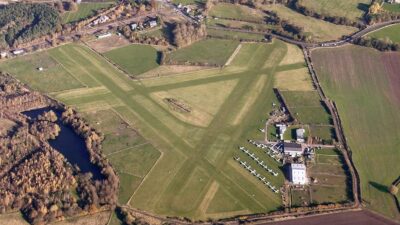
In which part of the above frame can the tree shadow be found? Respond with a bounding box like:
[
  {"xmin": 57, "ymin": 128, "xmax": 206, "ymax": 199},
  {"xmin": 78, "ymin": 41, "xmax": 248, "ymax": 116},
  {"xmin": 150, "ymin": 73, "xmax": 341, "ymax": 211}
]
[
  {"xmin": 369, "ymin": 181, "xmax": 389, "ymax": 193},
  {"xmin": 357, "ymin": 3, "xmax": 370, "ymax": 12}
]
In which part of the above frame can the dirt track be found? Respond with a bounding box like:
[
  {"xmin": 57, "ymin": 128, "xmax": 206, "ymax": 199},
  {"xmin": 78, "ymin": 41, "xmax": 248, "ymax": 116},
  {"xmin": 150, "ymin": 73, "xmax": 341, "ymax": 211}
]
[{"xmin": 264, "ymin": 210, "xmax": 399, "ymax": 225}]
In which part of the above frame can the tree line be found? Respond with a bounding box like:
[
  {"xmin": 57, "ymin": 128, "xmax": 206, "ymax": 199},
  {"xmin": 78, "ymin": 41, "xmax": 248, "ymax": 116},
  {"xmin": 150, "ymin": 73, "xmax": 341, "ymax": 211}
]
[{"xmin": 353, "ymin": 36, "xmax": 400, "ymax": 51}]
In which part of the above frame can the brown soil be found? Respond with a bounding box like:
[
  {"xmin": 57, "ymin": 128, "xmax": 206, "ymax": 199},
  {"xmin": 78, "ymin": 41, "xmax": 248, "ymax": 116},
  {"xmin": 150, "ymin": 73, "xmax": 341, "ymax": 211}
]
[
  {"xmin": 381, "ymin": 52, "xmax": 400, "ymax": 106},
  {"xmin": 87, "ymin": 35, "xmax": 131, "ymax": 53},
  {"xmin": 265, "ymin": 210, "xmax": 399, "ymax": 225}
]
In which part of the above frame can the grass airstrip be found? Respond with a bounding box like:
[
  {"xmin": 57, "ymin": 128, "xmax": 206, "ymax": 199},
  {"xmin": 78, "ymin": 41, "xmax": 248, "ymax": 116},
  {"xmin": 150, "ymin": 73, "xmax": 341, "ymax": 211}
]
[{"xmin": 0, "ymin": 39, "xmax": 329, "ymax": 220}]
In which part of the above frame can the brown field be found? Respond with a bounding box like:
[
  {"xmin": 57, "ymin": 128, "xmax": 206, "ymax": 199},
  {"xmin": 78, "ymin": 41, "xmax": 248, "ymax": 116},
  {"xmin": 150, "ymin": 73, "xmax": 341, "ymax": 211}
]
[
  {"xmin": 0, "ymin": 212, "xmax": 29, "ymax": 225},
  {"xmin": 0, "ymin": 118, "xmax": 16, "ymax": 136},
  {"xmin": 87, "ymin": 35, "xmax": 131, "ymax": 53},
  {"xmin": 311, "ymin": 45, "xmax": 400, "ymax": 220},
  {"xmin": 137, "ymin": 65, "xmax": 212, "ymax": 79},
  {"xmin": 51, "ymin": 211, "xmax": 111, "ymax": 225},
  {"xmin": 264, "ymin": 210, "xmax": 399, "ymax": 225}
]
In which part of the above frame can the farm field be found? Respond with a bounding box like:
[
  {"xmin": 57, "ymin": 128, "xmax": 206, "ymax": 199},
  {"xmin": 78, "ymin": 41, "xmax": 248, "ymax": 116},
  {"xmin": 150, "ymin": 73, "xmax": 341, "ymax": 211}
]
[
  {"xmin": 368, "ymin": 24, "xmax": 400, "ymax": 44},
  {"xmin": 383, "ymin": 2, "xmax": 400, "ymax": 13},
  {"xmin": 0, "ymin": 40, "xmax": 311, "ymax": 220},
  {"xmin": 62, "ymin": 2, "xmax": 114, "ymax": 24},
  {"xmin": 265, "ymin": 5, "xmax": 358, "ymax": 42},
  {"xmin": 312, "ymin": 45, "xmax": 400, "ymax": 221},
  {"xmin": 208, "ymin": 3, "xmax": 265, "ymax": 22},
  {"xmin": 279, "ymin": 90, "xmax": 332, "ymax": 125},
  {"xmin": 104, "ymin": 44, "xmax": 160, "ymax": 76},
  {"xmin": 206, "ymin": 18, "xmax": 275, "ymax": 31},
  {"xmin": 207, "ymin": 28, "xmax": 267, "ymax": 41},
  {"xmin": 166, "ymin": 39, "xmax": 239, "ymax": 66},
  {"xmin": 309, "ymin": 149, "xmax": 351, "ymax": 204},
  {"xmin": 300, "ymin": 0, "xmax": 370, "ymax": 21}
]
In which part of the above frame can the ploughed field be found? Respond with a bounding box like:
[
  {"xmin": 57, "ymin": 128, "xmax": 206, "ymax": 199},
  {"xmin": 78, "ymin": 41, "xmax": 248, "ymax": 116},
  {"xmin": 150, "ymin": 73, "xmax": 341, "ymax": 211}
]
[
  {"xmin": 311, "ymin": 45, "xmax": 400, "ymax": 221},
  {"xmin": 264, "ymin": 210, "xmax": 399, "ymax": 225},
  {"xmin": 0, "ymin": 40, "xmax": 309, "ymax": 220}
]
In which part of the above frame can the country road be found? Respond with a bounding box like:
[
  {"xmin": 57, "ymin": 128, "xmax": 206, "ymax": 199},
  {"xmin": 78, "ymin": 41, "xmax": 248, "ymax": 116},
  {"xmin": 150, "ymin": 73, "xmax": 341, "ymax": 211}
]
[{"xmin": 208, "ymin": 18, "xmax": 400, "ymax": 48}]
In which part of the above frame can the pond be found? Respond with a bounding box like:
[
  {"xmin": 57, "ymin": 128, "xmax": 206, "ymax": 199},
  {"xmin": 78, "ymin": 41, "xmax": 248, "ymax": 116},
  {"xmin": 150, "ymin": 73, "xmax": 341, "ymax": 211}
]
[{"xmin": 23, "ymin": 107, "xmax": 103, "ymax": 180}]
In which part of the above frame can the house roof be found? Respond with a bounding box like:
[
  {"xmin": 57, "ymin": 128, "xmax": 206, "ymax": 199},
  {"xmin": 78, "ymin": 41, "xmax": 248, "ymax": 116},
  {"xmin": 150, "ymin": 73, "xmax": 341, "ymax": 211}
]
[
  {"xmin": 284, "ymin": 142, "xmax": 302, "ymax": 152},
  {"xmin": 291, "ymin": 163, "xmax": 306, "ymax": 170}
]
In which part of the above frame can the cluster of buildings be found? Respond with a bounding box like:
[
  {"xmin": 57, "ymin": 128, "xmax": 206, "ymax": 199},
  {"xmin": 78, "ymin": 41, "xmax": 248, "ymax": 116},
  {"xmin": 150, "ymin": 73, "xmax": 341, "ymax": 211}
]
[
  {"xmin": 90, "ymin": 15, "xmax": 110, "ymax": 27},
  {"xmin": 273, "ymin": 124, "xmax": 309, "ymax": 186},
  {"xmin": 175, "ymin": 3, "xmax": 203, "ymax": 22},
  {"xmin": 0, "ymin": 49, "xmax": 25, "ymax": 59},
  {"xmin": 130, "ymin": 19, "xmax": 158, "ymax": 31}
]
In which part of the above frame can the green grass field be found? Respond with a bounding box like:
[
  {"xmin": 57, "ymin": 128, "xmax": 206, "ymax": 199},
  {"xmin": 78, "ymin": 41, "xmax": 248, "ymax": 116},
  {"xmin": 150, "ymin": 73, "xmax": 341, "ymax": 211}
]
[
  {"xmin": 280, "ymin": 91, "xmax": 332, "ymax": 125},
  {"xmin": 309, "ymin": 149, "xmax": 351, "ymax": 204},
  {"xmin": 209, "ymin": 3, "xmax": 266, "ymax": 22},
  {"xmin": 167, "ymin": 39, "xmax": 239, "ymax": 66},
  {"xmin": 383, "ymin": 2, "xmax": 400, "ymax": 13},
  {"xmin": 62, "ymin": 2, "xmax": 114, "ymax": 24},
  {"xmin": 0, "ymin": 51, "xmax": 86, "ymax": 93},
  {"xmin": 265, "ymin": 5, "xmax": 358, "ymax": 42},
  {"xmin": 300, "ymin": 0, "xmax": 370, "ymax": 21},
  {"xmin": 173, "ymin": 0, "xmax": 204, "ymax": 5},
  {"xmin": 0, "ymin": 41, "xmax": 318, "ymax": 220},
  {"xmin": 206, "ymin": 18, "xmax": 275, "ymax": 31},
  {"xmin": 207, "ymin": 28, "xmax": 267, "ymax": 41},
  {"xmin": 104, "ymin": 44, "xmax": 160, "ymax": 76},
  {"xmin": 368, "ymin": 24, "xmax": 400, "ymax": 44},
  {"xmin": 312, "ymin": 45, "xmax": 400, "ymax": 221}
]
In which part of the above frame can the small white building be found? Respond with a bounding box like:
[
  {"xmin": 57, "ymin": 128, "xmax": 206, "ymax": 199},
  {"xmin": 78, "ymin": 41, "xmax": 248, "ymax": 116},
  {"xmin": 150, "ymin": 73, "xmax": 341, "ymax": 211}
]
[
  {"xmin": 130, "ymin": 23, "xmax": 138, "ymax": 30},
  {"xmin": 276, "ymin": 124, "xmax": 287, "ymax": 140},
  {"xmin": 96, "ymin": 32, "xmax": 112, "ymax": 39},
  {"xmin": 148, "ymin": 20, "xmax": 157, "ymax": 28},
  {"xmin": 183, "ymin": 6, "xmax": 191, "ymax": 14},
  {"xmin": 12, "ymin": 49, "xmax": 24, "ymax": 55},
  {"xmin": 284, "ymin": 142, "xmax": 303, "ymax": 157},
  {"xmin": 296, "ymin": 128, "xmax": 306, "ymax": 143},
  {"xmin": 290, "ymin": 163, "xmax": 308, "ymax": 185},
  {"xmin": 0, "ymin": 51, "xmax": 7, "ymax": 59},
  {"xmin": 388, "ymin": 0, "xmax": 400, "ymax": 4}
]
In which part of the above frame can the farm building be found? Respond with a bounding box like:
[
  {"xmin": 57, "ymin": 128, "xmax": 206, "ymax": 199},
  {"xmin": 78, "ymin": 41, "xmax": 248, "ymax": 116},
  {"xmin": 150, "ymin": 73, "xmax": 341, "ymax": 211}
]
[
  {"xmin": 296, "ymin": 128, "xmax": 306, "ymax": 143},
  {"xmin": 148, "ymin": 20, "xmax": 157, "ymax": 28},
  {"xmin": 290, "ymin": 163, "xmax": 308, "ymax": 185},
  {"xmin": 276, "ymin": 124, "xmax": 287, "ymax": 140},
  {"xmin": 284, "ymin": 142, "xmax": 303, "ymax": 157},
  {"xmin": 12, "ymin": 49, "xmax": 24, "ymax": 55},
  {"xmin": 97, "ymin": 33, "xmax": 112, "ymax": 39},
  {"xmin": 130, "ymin": 23, "xmax": 138, "ymax": 30},
  {"xmin": 0, "ymin": 52, "xmax": 7, "ymax": 59}
]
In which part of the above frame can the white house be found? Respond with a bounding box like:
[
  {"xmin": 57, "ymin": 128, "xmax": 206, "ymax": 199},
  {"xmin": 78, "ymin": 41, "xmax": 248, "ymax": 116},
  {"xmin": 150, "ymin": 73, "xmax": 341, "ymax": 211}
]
[
  {"xmin": 296, "ymin": 128, "xmax": 306, "ymax": 143},
  {"xmin": 283, "ymin": 142, "xmax": 303, "ymax": 157},
  {"xmin": 12, "ymin": 49, "xmax": 24, "ymax": 55},
  {"xmin": 388, "ymin": 0, "xmax": 400, "ymax": 4},
  {"xmin": 0, "ymin": 51, "xmax": 7, "ymax": 58},
  {"xmin": 130, "ymin": 23, "xmax": 138, "ymax": 30},
  {"xmin": 290, "ymin": 163, "xmax": 308, "ymax": 185},
  {"xmin": 149, "ymin": 20, "xmax": 157, "ymax": 28},
  {"xmin": 276, "ymin": 124, "xmax": 287, "ymax": 140}
]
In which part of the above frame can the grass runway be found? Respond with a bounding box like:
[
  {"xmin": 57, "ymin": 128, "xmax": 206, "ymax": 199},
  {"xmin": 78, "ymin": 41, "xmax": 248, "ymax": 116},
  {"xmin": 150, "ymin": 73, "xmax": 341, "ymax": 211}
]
[{"xmin": 0, "ymin": 40, "xmax": 339, "ymax": 220}]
